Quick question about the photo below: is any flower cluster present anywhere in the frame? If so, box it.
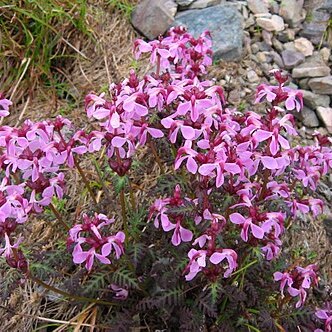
[68,213,125,271]
[0,101,90,270]
[273,264,318,308]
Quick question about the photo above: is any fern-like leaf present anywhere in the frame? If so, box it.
[112,267,139,290]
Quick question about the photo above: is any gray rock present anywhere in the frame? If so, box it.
[174,4,243,60]
[262,30,273,45]
[320,47,331,63]
[272,37,284,52]
[292,56,331,78]
[188,0,221,9]
[251,43,260,54]
[316,107,332,133]
[308,76,332,94]
[299,78,310,89]
[256,14,285,32]
[318,0,332,12]
[277,29,296,42]
[279,0,304,27]
[300,10,330,45]
[271,50,284,67]
[281,50,305,69]
[247,0,269,14]
[283,42,297,52]
[131,0,177,39]
[301,106,320,127]
[301,89,331,108]
[247,70,260,82]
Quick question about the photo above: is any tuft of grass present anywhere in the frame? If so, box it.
[107,0,135,18]
[0,0,90,104]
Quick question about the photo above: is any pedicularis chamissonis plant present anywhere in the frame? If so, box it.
[1,27,331,331]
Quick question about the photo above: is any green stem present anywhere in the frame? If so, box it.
[74,157,98,205]
[120,188,128,239]
[128,177,136,212]
[92,156,112,202]
[231,259,258,277]
[49,203,70,231]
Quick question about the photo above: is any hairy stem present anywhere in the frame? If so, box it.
[119,188,128,239]
[49,203,70,231]
[74,157,98,205]
[149,141,164,174]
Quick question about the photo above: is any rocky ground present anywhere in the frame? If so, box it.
[132,0,332,135]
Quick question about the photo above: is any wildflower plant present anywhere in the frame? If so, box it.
[1,27,331,330]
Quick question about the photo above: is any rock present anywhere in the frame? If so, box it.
[247,0,269,14]
[308,76,332,94]
[300,10,330,45]
[318,0,332,12]
[301,106,320,127]
[271,51,284,67]
[272,37,284,52]
[188,0,221,9]
[316,107,332,133]
[257,41,272,52]
[256,51,267,62]
[294,37,314,57]
[251,43,260,54]
[174,4,243,60]
[299,78,310,89]
[320,47,331,63]
[283,42,297,52]
[281,50,305,69]
[245,15,256,28]
[256,14,285,32]
[292,56,331,78]
[269,0,279,14]
[176,0,194,6]
[277,29,296,42]
[247,70,260,82]
[279,0,304,27]
[262,30,273,45]
[131,0,177,39]
[301,90,331,108]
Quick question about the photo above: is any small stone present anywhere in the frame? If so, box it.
[175,0,194,6]
[317,0,332,13]
[279,0,304,27]
[188,0,221,9]
[247,0,269,14]
[299,78,310,89]
[301,106,320,127]
[281,50,305,69]
[257,41,272,52]
[256,14,285,32]
[320,47,331,63]
[283,42,297,52]
[245,15,256,29]
[301,90,331,109]
[247,70,260,83]
[131,0,177,39]
[262,30,273,45]
[174,4,243,60]
[251,43,260,54]
[269,0,279,14]
[271,51,284,68]
[308,76,332,95]
[294,37,314,57]
[256,51,267,62]
[272,37,284,52]
[292,56,331,78]
[316,107,332,133]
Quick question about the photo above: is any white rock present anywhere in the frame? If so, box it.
[316,107,332,133]
[256,15,285,32]
[294,37,314,57]
[247,0,269,14]
[247,70,259,82]
[320,47,331,63]
[188,0,221,9]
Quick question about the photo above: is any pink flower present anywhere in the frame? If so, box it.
[0,93,12,117]
[209,249,238,277]
[230,212,265,242]
[184,249,207,281]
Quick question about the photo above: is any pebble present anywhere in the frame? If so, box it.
[292,56,331,78]
[308,76,332,95]
[281,49,305,69]
[247,0,269,14]
[256,14,285,32]
[301,90,331,109]
[188,0,221,9]
[247,70,260,82]
[316,107,332,133]
[301,106,320,127]
[294,37,314,56]
[320,47,331,63]
[279,0,305,27]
